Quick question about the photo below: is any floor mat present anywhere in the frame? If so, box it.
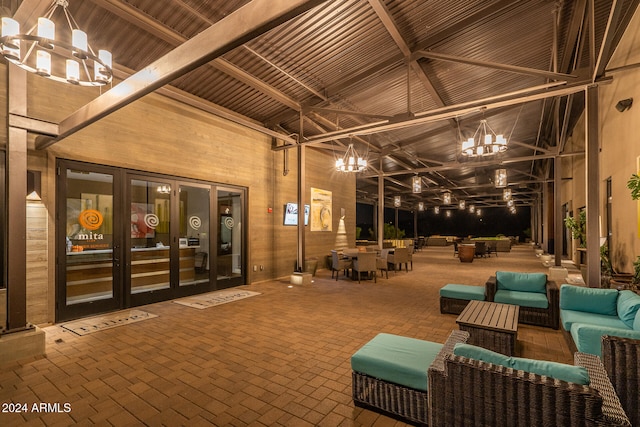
[61,309,158,336]
[174,289,261,309]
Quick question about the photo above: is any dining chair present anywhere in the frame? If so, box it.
[352,251,377,283]
[331,250,352,280]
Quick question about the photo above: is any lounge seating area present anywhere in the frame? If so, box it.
[352,330,632,426]
[560,284,640,356]
[5,244,639,426]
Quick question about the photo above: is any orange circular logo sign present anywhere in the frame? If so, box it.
[79,209,104,231]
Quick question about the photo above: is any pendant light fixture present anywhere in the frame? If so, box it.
[393,195,401,207]
[412,175,422,193]
[1,0,113,86]
[495,168,508,188]
[461,119,507,157]
[443,190,452,205]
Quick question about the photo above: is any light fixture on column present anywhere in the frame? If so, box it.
[503,188,512,200]
[27,170,42,201]
[335,140,367,172]
[469,204,475,213]
[476,208,482,216]
[461,119,507,157]
[418,202,424,211]
[458,200,465,210]
[393,195,401,207]
[495,168,508,188]
[442,190,452,205]
[412,175,422,193]
[434,206,440,214]
[1,0,113,86]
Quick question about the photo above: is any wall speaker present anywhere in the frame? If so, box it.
[615,98,633,112]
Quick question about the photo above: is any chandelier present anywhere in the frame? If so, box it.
[461,119,507,157]
[335,143,367,172]
[1,0,112,86]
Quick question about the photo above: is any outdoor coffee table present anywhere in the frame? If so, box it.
[456,300,519,356]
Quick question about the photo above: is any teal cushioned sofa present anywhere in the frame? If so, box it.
[559,284,640,356]
[485,271,559,329]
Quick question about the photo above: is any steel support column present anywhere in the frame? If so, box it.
[554,157,563,265]
[377,161,384,248]
[297,144,306,272]
[4,65,29,333]
[585,85,601,287]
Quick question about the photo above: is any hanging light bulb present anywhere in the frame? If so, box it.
[434,206,440,214]
[458,200,465,210]
[418,202,424,211]
[503,188,512,200]
[445,210,451,218]
[394,195,401,207]
[469,204,475,213]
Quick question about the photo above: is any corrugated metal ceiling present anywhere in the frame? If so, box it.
[18,0,640,210]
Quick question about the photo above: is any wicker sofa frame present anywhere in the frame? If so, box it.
[485,275,560,329]
[428,351,631,426]
[351,330,468,425]
[439,295,473,315]
[601,335,640,427]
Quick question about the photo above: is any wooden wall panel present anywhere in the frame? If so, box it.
[0,64,358,324]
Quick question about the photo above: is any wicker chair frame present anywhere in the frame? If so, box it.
[485,275,560,329]
[428,351,630,426]
[351,330,469,425]
[601,335,640,427]
[439,296,472,315]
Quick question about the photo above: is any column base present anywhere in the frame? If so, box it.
[0,324,46,364]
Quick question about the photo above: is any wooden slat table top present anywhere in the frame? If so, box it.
[456,300,519,334]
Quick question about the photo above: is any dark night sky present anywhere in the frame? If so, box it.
[356,203,531,239]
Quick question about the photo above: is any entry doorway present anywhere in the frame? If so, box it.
[56,160,246,322]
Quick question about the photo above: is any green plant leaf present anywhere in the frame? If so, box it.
[628,173,640,200]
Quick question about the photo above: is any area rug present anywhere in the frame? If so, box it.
[173,289,261,309]
[61,309,158,336]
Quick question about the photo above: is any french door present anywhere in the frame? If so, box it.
[57,161,245,322]
[57,161,122,321]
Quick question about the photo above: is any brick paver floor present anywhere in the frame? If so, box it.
[0,245,574,426]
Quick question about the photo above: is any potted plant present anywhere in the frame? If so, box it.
[627,173,640,200]
[632,256,640,291]
[564,209,586,247]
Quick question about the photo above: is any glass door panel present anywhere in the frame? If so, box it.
[57,161,122,322]
[179,184,210,287]
[217,188,244,287]
[129,178,172,295]
[65,170,115,304]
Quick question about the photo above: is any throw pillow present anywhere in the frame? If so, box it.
[559,284,618,316]
[496,271,547,293]
[617,290,640,328]
[454,343,590,385]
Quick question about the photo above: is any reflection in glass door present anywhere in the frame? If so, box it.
[217,188,244,287]
[129,178,172,301]
[179,184,210,287]
[58,162,121,321]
